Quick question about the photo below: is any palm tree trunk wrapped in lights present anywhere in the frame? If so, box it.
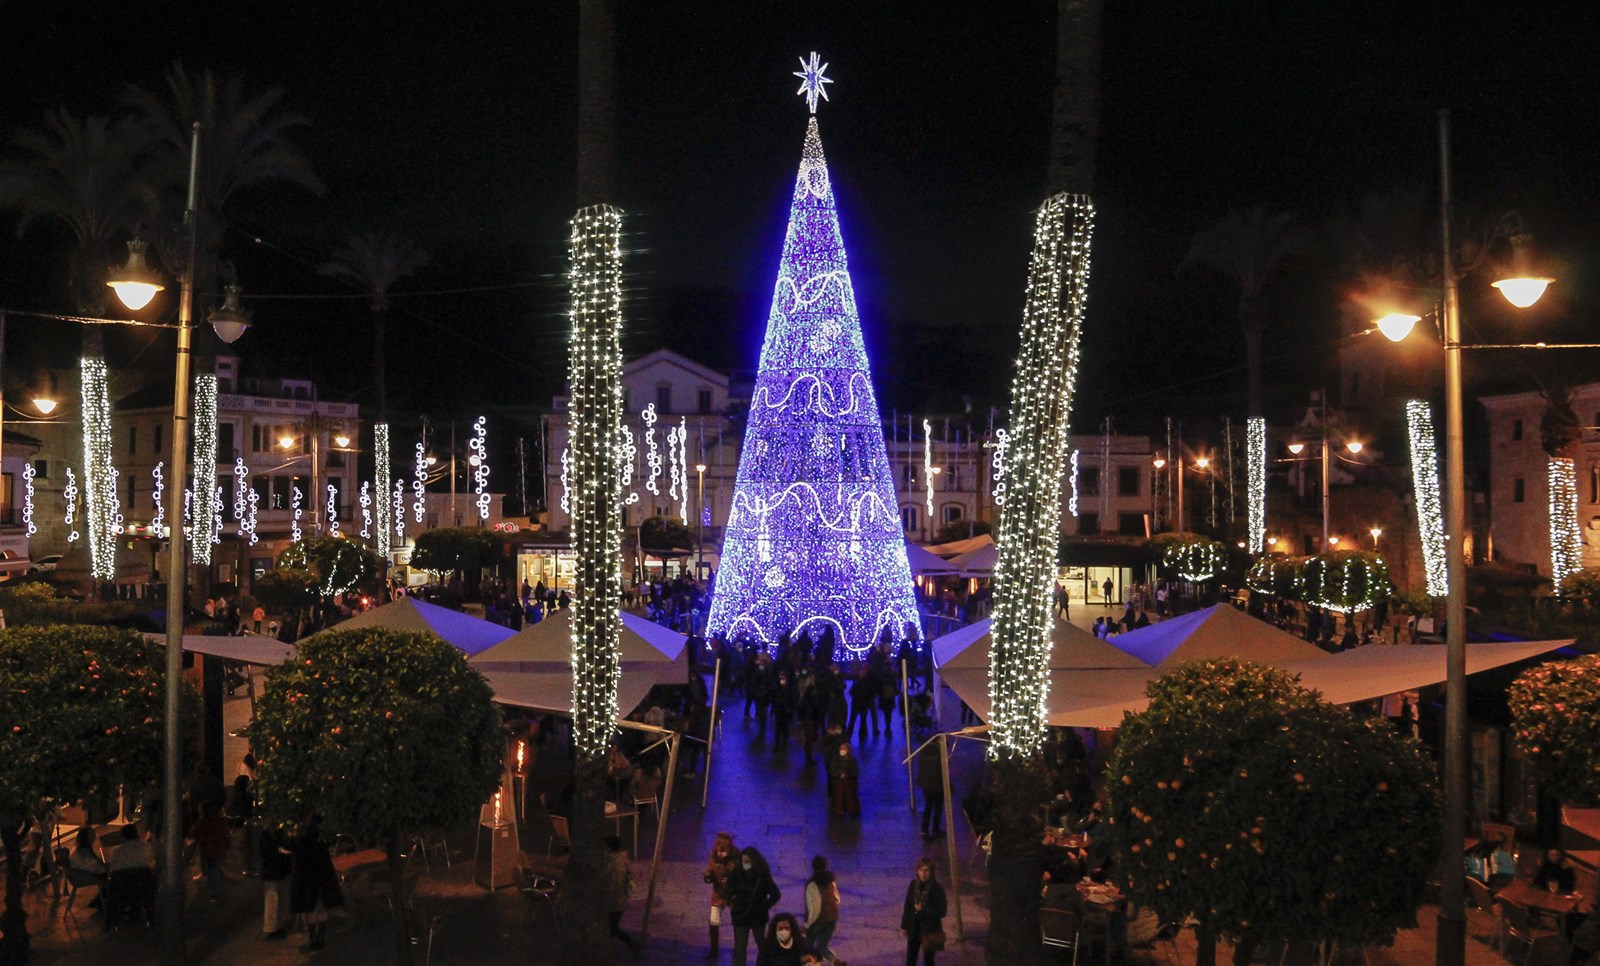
[985,3,1101,962]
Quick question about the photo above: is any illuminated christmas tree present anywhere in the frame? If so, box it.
[707,55,919,654]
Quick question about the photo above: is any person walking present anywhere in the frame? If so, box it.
[195,801,230,902]
[847,668,876,743]
[877,663,899,737]
[1101,577,1113,605]
[289,813,342,951]
[759,912,812,966]
[803,855,841,964]
[829,742,861,819]
[259,824,293,940]
[605,835,642,954]
[702,832,739,959]
[916,742,945,841]
[726,846,781,966]
[898,859,947,966]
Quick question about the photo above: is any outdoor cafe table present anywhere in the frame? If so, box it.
[1496,878,1591,927]
[333,848,388,879]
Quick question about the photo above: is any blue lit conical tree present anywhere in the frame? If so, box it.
[707,56,919,654]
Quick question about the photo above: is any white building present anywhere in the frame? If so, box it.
[1480,385,1600,581]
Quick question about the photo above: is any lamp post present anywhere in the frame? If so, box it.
[1372,109,1556,966]
[1151,457,1166,532]
[108,122,250,966]
[694,462,706,578]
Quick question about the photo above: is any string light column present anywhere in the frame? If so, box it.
[566,204,625,758]
[988,191,1094,760]
[374,422,391,559]
[80,356,121,581]
[1246,416,1266,553]
[1550,457,1581,594]
[1405,400,1449,597]
[191,373,219,565]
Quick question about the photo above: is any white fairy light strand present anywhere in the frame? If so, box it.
[290,484,303,543]
[1404,401,1449,597]
[413,441,428,524]
[80,357,118,580]
[559,445,571,516]
[677,419,689,522]
[374,423,392,558]
[326,484,341,537]
[211,484,222,547]
[471,415,490,521]
[643,404,661,496]
[988,192,1093,761]
[359,481,372,539]
[1068,449,1080,517]
[619,425,640,507]
[989,428,1010,507]
[232,458,248,529]
[566,203,626,757]
[191,373,218,565]
[150,463,164,534]
[392,480,406,543]
[1549,457,1582,594]
[1246,416,1266,554]
[924,418,935,517]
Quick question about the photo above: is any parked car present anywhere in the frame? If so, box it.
[27,554,62,574]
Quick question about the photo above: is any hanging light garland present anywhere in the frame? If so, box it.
[63,467,80,543]
[705,103,919,654]
[1247,416,1266,553]
[150,463,164,534]
[619,425,640,506]
[326,484,341,537]
[988,190,1094,760]
[643,403,661,496]
[359,481,372,539]
[566,202,626,758]
[413,441,428,524]
[21,462,36,537]
[290,483,303,543]
[668,414,681,510]
[1068,449,1080,517]
[191,373,218,565]
[990,428,1010,507]
[210,484,222,548]
[1549,457,1582,594]
[924,418,936,517]
[1405,400,1449,597]
[374,422,392,558]
[1161,536,1227,582]
[1245,553,1298,597]
[677,419,689,522]
[80,357,119,580]
[471,415,490,521]
[232,459,259,546]
[392,480,406,544]
[559,444,571,516]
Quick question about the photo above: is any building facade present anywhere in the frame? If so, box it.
[1481,385,1600,581]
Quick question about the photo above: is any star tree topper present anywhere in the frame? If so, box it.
[793,52,833,114]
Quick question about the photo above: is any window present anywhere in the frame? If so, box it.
[622,389,632,412]
[128,474,138,508]
[128,426,137,454]
[252,425,264,452]
[1079,513,1100,535]
[943,504,963,524]
[153,424,162,453]
[697,389,712,414]
[901,505,919,533]
[1592,466,1599,505]
[270,476,290,510]
[1080,466,1100,497]
[1511,419,1523,441]
[1118,466,1141,497]
[32,460,48,479]
[217,423,235,460]
[252,475,270,505]
[656,385,671,414]
[1119,512,1146,536]
[1513,477,1525,503]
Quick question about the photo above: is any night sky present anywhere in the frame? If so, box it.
[4,2,1598,440]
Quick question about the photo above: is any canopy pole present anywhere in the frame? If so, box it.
[941,732,964,941]
[702,656,721,808]
[640,728,681,944]
[902,657,915,814]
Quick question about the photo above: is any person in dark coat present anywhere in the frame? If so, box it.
[725,846,781,966]
[260,824,294,939]
[917,743,945,841]
[829,742,861,818]
[288,814,343,951]
[899,859,948,966]
[847,668,877,742]
[758,911,812,966]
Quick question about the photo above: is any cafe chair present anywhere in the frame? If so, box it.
[410,829,451,872]
[515,861,565,932]
[408,902,445,966]
[633,771,662,822]
[1465,877,1507,953]
[546,814,571,857]
[1040,905,1080,964]
[1502,901,1563,966]
[1081,908,1117,966]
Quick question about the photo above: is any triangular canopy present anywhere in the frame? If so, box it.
[470,609,687,666]
[479,668,662,720]
[905,540,959,575]
[948,541,999,576]
[933,618,1149,670]
[925,534,995,559]
[147,633,296,666]
[319,597,516,657]
[1109,604,1327,667]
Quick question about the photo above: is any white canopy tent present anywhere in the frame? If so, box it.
[947,541,999,577]
[932,617,1149,671]
[924,533,995,559]
[470,609,687,667]
[905,540,960,575]
[146,633,296,666]
[319,597,517,657]
[1109,603,1328,667]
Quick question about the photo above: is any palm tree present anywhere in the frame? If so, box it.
[318,233,430,422]
[1180,207,1308,420]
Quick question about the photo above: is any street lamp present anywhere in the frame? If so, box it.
[694,462,706,579]
[1370,526,1382,549]
[1372,110,1554,966]
[108,122,253,966]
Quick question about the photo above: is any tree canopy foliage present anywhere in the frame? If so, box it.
[408,526,503,579]
[1108,660,1438,962]
[279,536,378,599]
[1509,654,1600,805]
[639,514,694,552]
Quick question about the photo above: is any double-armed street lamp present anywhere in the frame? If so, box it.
[694,462,707,578]
[1154,452,1212,534]
[1367,109,1564,966]
[278,424,353,536]
[107,122,250,966]
[1284,432,1365,551]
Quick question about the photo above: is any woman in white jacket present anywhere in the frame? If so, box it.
[803,855,841,963]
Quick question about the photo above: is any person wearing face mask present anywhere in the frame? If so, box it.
[726,847,782,966]
[703,832,739,959]
[899,859,947,966]
[760,911,813,966]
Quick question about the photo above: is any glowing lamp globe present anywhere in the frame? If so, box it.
[1346,441,1364,454]
[1491,276,1554,309]
[32,397,57,415]
[1375,313,1421,343]
[1195,457,1210,469]
[208,284,252,344]
[335,435,352,449]
[1287,442,1306,455]
[1152,458,1166,469]
[279,435,296,450]
[107,238,165,310]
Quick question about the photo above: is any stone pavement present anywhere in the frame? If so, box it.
[13,651,1511,965]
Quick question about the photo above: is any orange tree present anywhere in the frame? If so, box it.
[1509,654,1600,804]
[0,627,170,965]
[1108,660,1438,965]
[249,629,502,964]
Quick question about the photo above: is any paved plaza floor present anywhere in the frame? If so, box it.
[12,606,1511,964]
